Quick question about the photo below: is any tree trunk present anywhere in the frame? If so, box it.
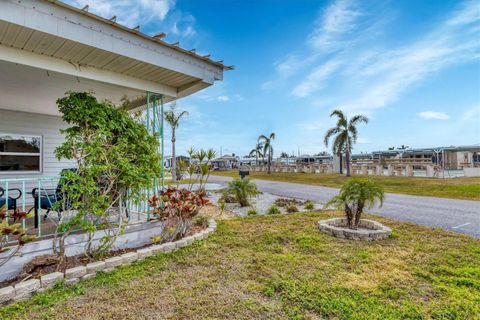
[345,148,351,177]
[354,203,364,228]
[339,153,343,174]
[267,151,271,174]
[171,128,176,182]
[345,204,354,229]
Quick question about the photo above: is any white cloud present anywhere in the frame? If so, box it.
[332,0,479,113]
[216,95,229,102]
[292,59,342,97]
[417,111,450,120]
[308,0,362,51]
[462,105,480,121]
[67,0,174,27]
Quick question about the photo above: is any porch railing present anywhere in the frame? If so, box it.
[0,176,160,238]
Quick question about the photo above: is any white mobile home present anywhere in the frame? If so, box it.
[0,0,230,236]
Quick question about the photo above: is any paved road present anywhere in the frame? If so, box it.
[207,175,480,237]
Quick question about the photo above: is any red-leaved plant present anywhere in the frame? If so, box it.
[148,187,211,242]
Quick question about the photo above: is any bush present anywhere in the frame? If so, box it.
[222,178,260,207]
[149,187,211,241]
[247,207,258,216]
[274,198,303,208]
[286,204,298,213]
[266,204,281,215]
[218,199,226,211]
[194,216,209,228]
[304,200,315,210]
[326,178,384,229]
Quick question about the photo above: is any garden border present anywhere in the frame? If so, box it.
[0,219,217,305]
[318,218,391,241]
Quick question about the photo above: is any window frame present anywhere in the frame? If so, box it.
[0,132,43,174]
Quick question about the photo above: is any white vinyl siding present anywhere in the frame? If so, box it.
[0,109,74,179]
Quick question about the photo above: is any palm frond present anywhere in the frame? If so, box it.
[350,114,369,126]
[324,127,340,147]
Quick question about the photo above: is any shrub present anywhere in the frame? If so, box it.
[247,207,258,216]
[151,235,162,244]
[218,199,226,211]
[286,204,298,213]
[266,204,281,215]
[274,198,303,208]
[194,215,209,228]
[304,200,315,210]
[0,206,35,267]
[326,178,384,229]
[55,91,161,258]
[149,187,211,241]
[222,178,260,207]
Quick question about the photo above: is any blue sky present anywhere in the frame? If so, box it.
[66,0,480,157]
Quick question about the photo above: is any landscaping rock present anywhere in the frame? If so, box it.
[137,248,154,259]
[65,278,80,285]
[193,233,204,241]
[40,272,64,288]
[175,239,188,248]
[86,261,106,274]
[14,279,40,298]
[65,266,87,279]
[184,236,194,245]
[318,218,391,241]
[151,244,165,253]
[121,252,138,265]
[105,256,123,268]
[163,243,176,252]
[0,286,14,304]
[82,273,96,281]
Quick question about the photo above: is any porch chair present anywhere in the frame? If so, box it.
[0,187,22,213]
[29,168,77,228]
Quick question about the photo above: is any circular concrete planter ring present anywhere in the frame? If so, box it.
[318,218,391,241]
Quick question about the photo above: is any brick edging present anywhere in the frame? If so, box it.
[318,218,391,241]
[0,219,217,305]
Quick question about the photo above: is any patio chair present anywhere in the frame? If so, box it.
[29,168,77,228]
[0,187,22,213]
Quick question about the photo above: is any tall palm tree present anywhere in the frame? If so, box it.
[258,133,275,174]
[164,103,189,182]
[324,109,368,177]
[249,143,263,166]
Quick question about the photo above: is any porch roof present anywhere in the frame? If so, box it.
[0,0,231,115]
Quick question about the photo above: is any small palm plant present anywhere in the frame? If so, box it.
[326,178,384,229]
[222,178,260,207]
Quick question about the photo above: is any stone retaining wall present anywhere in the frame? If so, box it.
[318,218,391,241]
[0,219,217,305]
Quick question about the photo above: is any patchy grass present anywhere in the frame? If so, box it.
[2,212,479,319]
[211,170,480,200]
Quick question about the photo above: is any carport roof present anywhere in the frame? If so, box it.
[0,0,231,110]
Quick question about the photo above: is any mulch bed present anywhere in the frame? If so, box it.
[0,220,208,289]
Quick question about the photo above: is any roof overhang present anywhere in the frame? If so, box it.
[0,0,230,115]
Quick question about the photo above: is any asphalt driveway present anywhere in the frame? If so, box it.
[208,175,480,237]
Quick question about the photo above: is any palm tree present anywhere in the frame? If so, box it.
[324,109,368,177]
[258,133,275,174]
[249,143,264,166]
[326,178,384,229]
[164,103,189,182]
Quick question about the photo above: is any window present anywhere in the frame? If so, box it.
[0,134,42,172]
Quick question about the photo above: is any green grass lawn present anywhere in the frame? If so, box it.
[211,170,480,200]
[2,212,479,319]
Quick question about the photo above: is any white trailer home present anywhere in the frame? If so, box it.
[0,0,230,238]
